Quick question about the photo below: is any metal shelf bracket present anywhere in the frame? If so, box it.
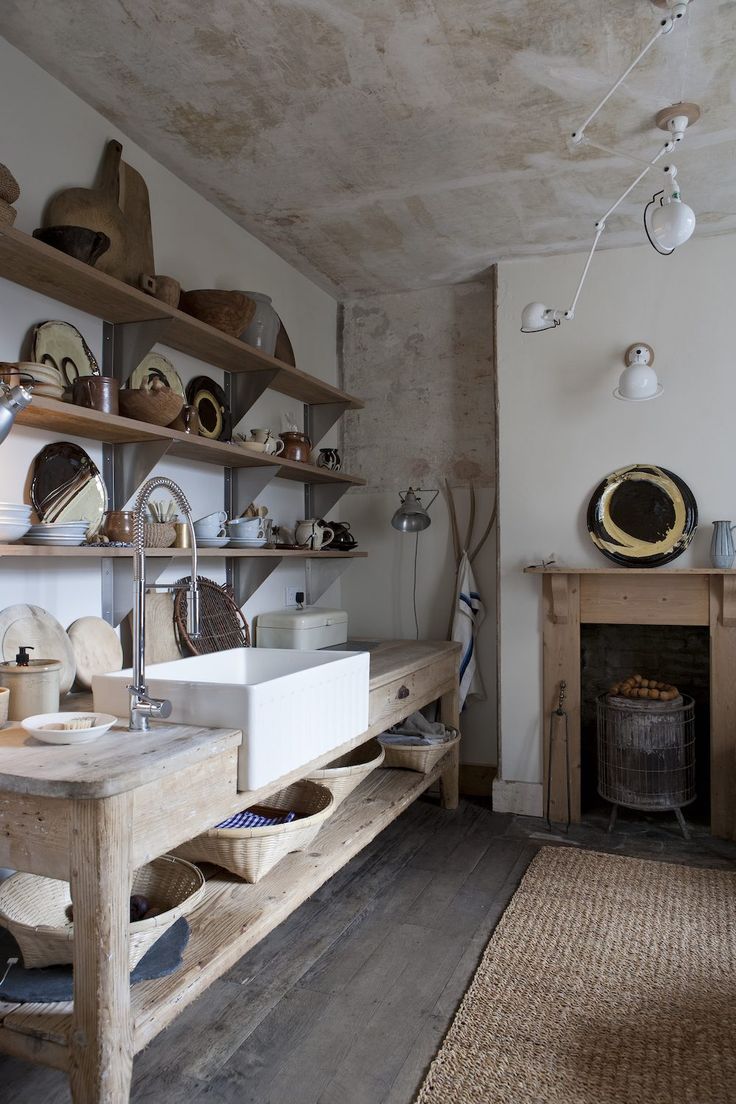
[304,401,351,448]
[101,556,173,627]
[102,318,173,383]
[230,556,284,610]
[305,557,354,605]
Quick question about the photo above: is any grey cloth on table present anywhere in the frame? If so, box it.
[382,710,453,747]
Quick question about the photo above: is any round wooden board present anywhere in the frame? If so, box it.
[66,617,123,690]
[0,604,76,693]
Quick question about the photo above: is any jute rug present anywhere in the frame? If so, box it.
[416,846,736,1104]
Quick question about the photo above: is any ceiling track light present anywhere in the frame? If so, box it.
[521,0,700,334]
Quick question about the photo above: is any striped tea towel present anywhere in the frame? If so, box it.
[215,809,297,829]
[451,551,486,710]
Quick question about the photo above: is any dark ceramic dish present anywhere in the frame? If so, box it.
[186,376,231,441]
[587,463,697,567]
[32,226,110,267]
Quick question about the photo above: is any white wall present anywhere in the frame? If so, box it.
[495,231,736,813]
[0,37,340,633]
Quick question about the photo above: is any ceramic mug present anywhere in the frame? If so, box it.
[72,375,119,415]
[296,519,334,551]
[264,436,285,456]
[194,510,227,538]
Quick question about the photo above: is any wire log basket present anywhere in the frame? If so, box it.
[174,576,250,655]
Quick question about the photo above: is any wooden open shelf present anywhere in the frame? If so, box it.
[0,544,366,560]
[16,396,364,487]
[0,753,451,1053]
[0,226,362,409]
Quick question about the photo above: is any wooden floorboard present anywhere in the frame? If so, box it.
[3,798,730,1104]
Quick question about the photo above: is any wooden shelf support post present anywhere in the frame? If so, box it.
[542,573,581,824]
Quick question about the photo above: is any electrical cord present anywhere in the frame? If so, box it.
[412,532,420,640]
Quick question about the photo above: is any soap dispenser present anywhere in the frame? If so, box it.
[0,646,62,721]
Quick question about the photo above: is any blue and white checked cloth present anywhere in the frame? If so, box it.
[216,809,297,829]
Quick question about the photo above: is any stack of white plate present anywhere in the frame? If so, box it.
[23,363,64,400]
[197,536,230,548]
[24,522,89,546]
[227,537,267,548]
[0,503,32,544]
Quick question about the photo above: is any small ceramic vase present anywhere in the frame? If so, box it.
[710,520,736,569]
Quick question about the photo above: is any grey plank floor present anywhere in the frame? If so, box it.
[1,796,734,1104]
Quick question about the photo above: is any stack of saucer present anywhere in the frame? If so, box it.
[0,502,32,543]
[227,536,267,548]
[24,522,89,546]
[197,536,230,549]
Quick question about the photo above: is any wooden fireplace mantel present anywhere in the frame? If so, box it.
[524,566,736,840]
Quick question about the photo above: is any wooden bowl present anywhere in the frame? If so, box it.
[119,387,184,426]
[179,290,255,338]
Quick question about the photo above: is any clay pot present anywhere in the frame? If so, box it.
[72,375,119,415]
[280,431,312,463]
[179,290,255,338]
[32,226,110,267]
[140,274,181,308]
[101,510,135,543]
[168,404,200,434]
[119,386,184,427]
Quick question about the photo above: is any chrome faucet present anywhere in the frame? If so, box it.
[129,477,200,731]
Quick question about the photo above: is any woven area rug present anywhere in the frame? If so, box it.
[416,846,736,1104]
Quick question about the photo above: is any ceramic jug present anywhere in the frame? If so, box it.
[710,520,736,568]
[296,519,334,551]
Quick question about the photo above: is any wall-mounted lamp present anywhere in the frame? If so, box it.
[391,487,439,532]
[0,382,32,444]
[615,343,662,401]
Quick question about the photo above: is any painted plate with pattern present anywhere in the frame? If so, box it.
[31,321,99,390]
[127,352,185,398]
[586,464,697,567]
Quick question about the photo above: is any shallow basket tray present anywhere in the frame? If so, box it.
[305,739,385,808]
[174,779,334,883]
[0,854,205,970]
[379,731,461,774]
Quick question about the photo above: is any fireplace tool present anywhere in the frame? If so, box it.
[545,680,571,833]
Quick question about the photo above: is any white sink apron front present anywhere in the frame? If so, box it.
[93,647,370,790]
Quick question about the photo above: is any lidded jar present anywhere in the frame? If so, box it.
[0,646,61,720]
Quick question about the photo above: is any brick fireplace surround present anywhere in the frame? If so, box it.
[526,568,736,840]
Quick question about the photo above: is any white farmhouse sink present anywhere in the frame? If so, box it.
[92,648,370,791]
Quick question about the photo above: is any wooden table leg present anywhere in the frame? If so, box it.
[439,684,460,810]
[69,793,134,1103]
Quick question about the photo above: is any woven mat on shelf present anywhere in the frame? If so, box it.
[416,846,736,1104]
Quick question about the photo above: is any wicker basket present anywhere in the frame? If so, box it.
[305,739,385,808]
[379,731,461,774]
[174,780,334,883]
[145,522,176,548]
[0,855,205,970]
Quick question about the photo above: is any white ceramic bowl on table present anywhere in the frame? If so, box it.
[21,712,117,745]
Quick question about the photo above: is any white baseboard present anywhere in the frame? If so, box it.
[492,778,543,817]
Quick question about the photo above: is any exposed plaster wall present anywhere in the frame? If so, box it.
[338,281,497,768]
[495,231,736,814]
[0,38,338,630]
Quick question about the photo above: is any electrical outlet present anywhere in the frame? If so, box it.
[285,586,301,607]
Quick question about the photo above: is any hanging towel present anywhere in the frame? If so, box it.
[451,551,486,710]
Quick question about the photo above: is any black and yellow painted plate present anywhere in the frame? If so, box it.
[586,464,697,567]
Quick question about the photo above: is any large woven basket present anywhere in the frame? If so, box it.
[379,731,461,774]
[0,855,205,970]
[174,780,334,883]
[305,739,385,809]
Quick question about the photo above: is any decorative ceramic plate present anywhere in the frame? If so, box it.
[127,352,185,398]
[30,442,107,536]
[587,464,697,567]
[66,617,123,690]
[31,321,99,390]
[0,604,77,693]
[186,375,231,441]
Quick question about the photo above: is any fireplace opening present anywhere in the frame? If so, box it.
[581,624,710,823]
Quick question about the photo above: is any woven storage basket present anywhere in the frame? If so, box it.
[0,854,205,970]
[379,731,460,774]
[145,522,176,548]
[174,780,334,883]
[305,739,385,808]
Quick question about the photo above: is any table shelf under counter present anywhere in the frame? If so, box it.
[0,639,460,1102]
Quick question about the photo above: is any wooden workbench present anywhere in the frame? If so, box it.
[0,639,460,1102]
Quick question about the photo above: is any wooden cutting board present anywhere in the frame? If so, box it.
[125,593,182,666]
[67,617,123,691]
[44,139,127,281]
[119,160,155,288]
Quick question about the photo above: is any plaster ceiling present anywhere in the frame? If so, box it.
[3,0,735,295]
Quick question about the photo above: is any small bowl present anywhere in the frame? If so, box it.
[179,290,256,338]
[0,521,31,543]
[119,387,184,427]
[21,712,117,745]
[32,226,111,267]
